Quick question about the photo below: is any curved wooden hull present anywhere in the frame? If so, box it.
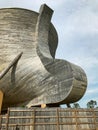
[0,4,87,109]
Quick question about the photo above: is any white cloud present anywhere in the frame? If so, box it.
[55,1,98,107]
[70,56,98,69]
[87,88,98,94]
[0,0,67,12]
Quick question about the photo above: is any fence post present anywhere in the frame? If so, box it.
[0,114,2,130]
[6,108,10,130]
[74,109,79,130]
[30,109,35,130]
[0,91,3,114]
[56,108,60,130]
[16,125,19,130]
[93,109,97,130]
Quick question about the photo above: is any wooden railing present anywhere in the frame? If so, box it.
[0,108,98,130]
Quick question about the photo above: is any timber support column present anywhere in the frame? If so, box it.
[0,90,3,114]
[41,104,47,108]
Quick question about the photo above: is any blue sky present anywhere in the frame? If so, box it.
[0,0,98,108]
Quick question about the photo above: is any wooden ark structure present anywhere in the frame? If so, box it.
[0,3,87,113]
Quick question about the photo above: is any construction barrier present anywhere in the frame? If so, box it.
[0,107,98,130]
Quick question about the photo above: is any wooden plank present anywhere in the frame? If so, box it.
[92,109,98,130]
[74,109,79,130]
[30,109,35,130]
[0,91,3,114]
[6,108,10,130]
[1,122,98,126]
[1,108,98,130]
[9,109,35,112]
[81,129,96,130]
[2,115,98,119]
[0,114,2,129]
[56,108,60,130]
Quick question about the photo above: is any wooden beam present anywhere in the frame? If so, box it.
[0,90,3,114]
[41,104,47,108]
[0,52,23,80]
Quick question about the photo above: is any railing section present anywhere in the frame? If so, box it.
[0,108,98,130]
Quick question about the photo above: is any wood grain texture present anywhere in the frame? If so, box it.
[1,108,98,130]
[0,91,3,113]
[0,4,87,109]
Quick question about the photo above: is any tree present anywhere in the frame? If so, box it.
[72,103,80,108]
[87,100,97,108]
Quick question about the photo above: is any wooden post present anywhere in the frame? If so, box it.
[6,108,10,130]
[0,90,3,114]
[74,109,78,130]
[41,104,47,108]
[56,108,60,130]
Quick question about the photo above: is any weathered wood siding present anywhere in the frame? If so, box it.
[0,108,98,130]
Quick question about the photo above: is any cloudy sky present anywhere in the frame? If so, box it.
[0,0,98,107]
